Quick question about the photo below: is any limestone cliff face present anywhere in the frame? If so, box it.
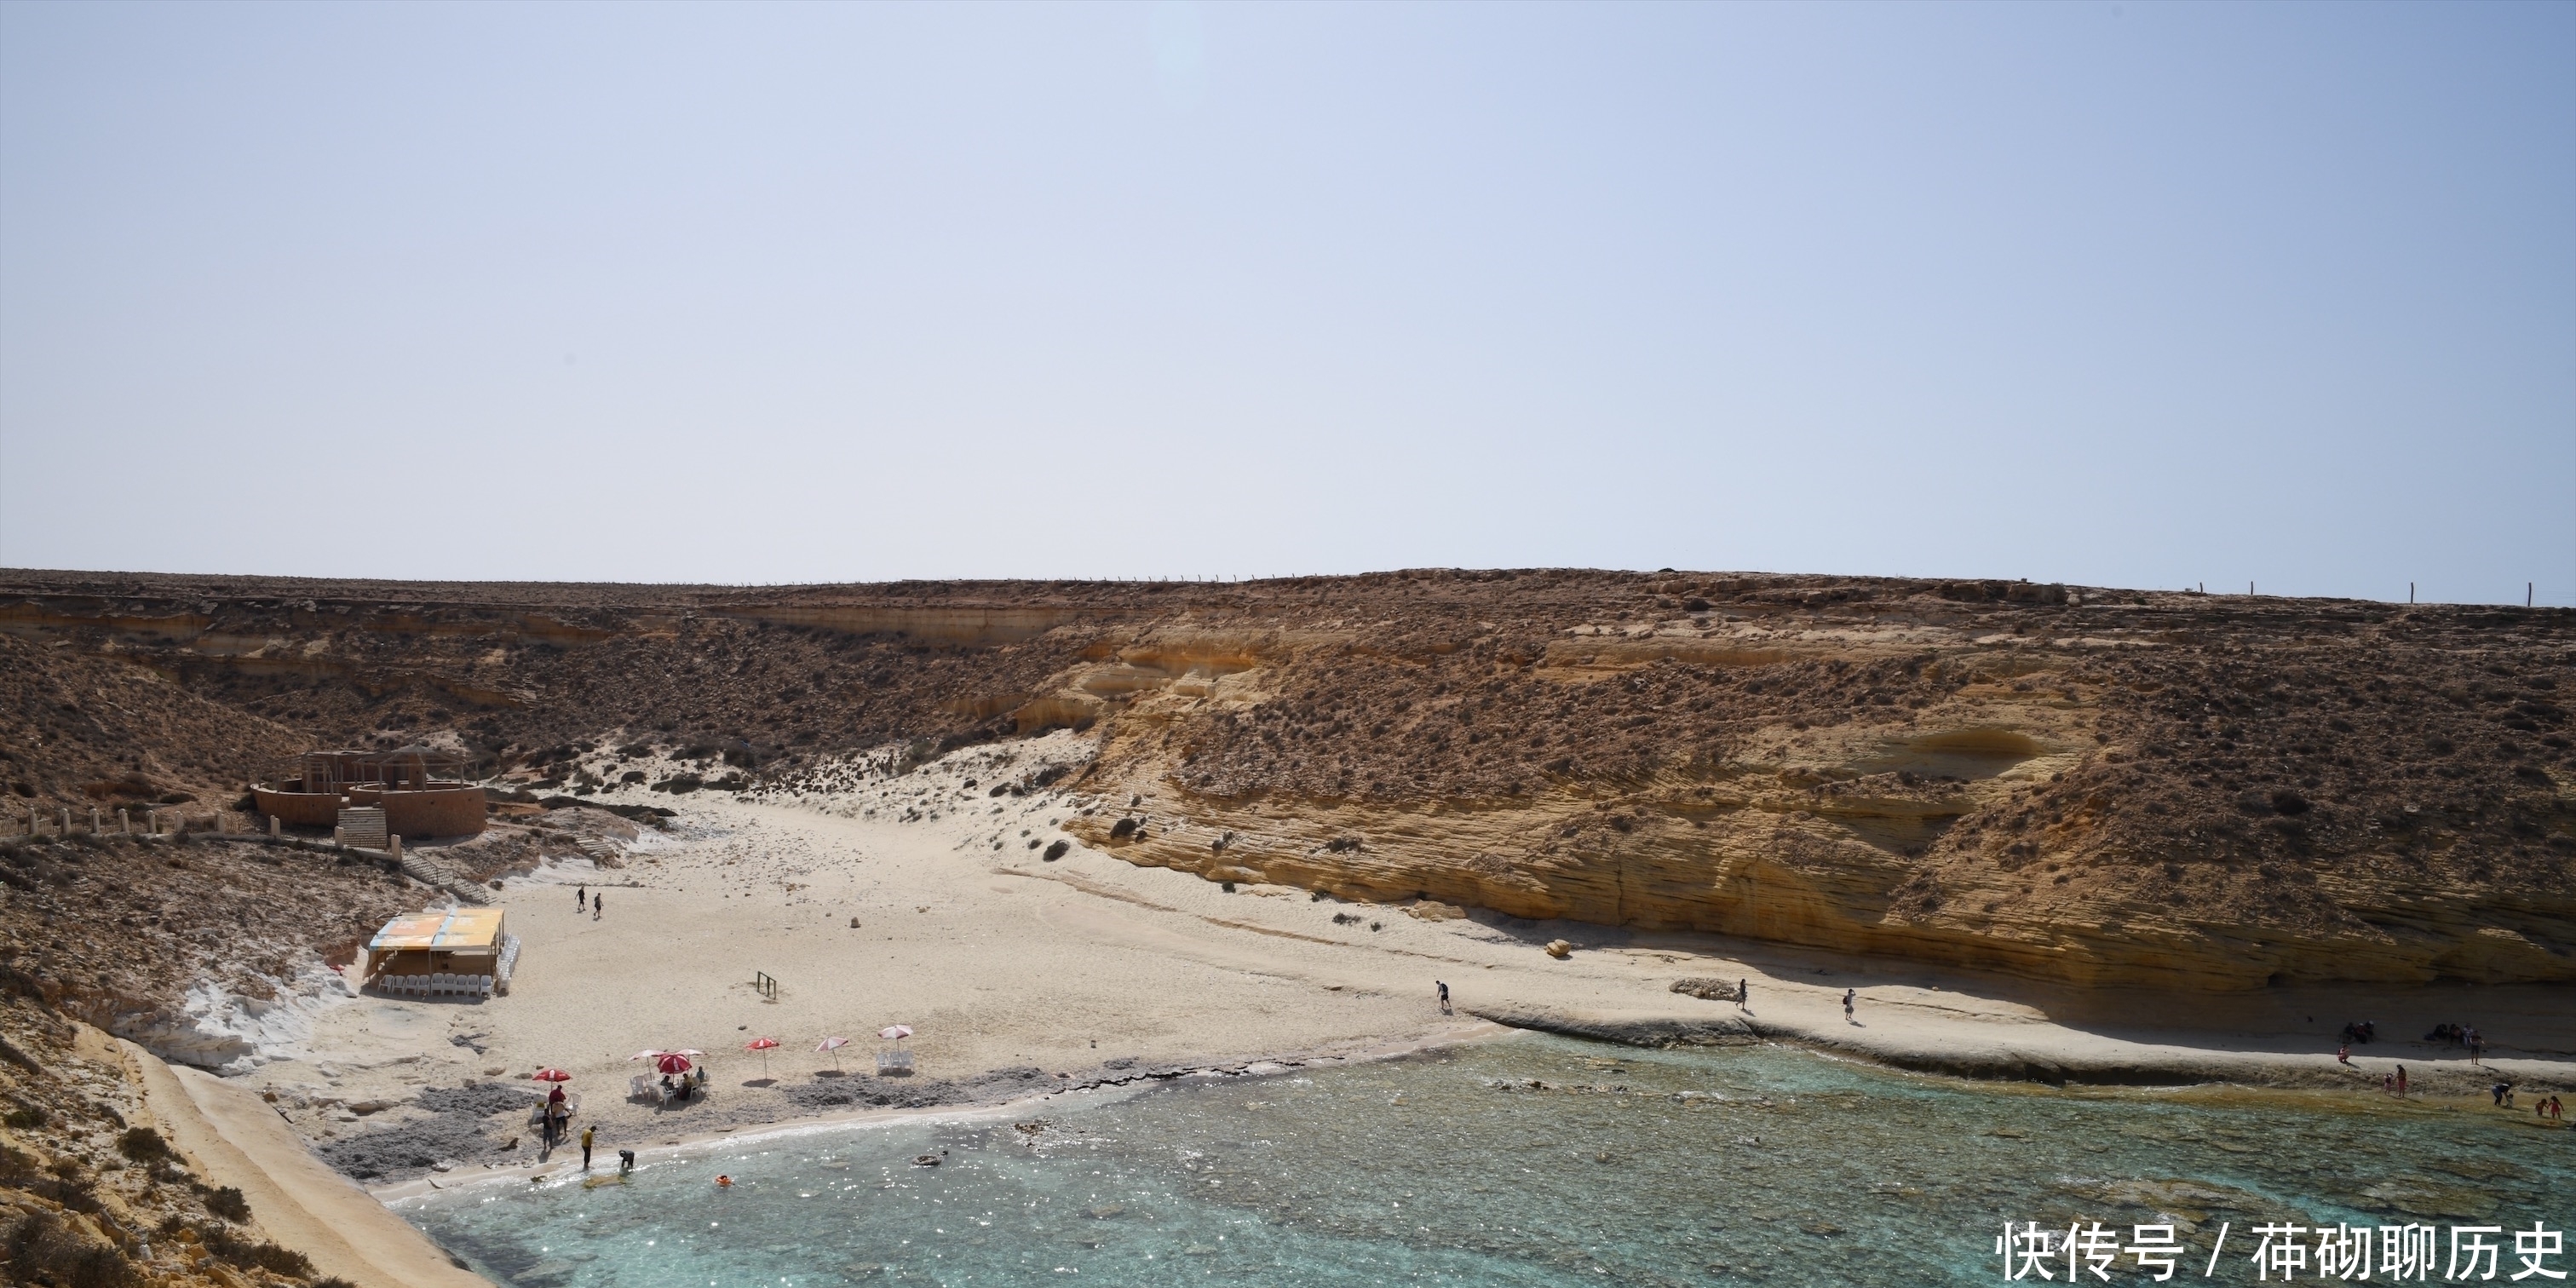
[1038,592,2574,992]
[5,568,2570,992]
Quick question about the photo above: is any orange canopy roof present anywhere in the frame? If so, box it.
[370,907,507,952]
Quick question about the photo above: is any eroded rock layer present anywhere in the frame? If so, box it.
[3,567,2569,992]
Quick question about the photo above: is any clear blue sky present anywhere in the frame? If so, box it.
[3,3,2568,603]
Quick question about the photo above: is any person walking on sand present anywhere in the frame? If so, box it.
[581,1124,595,1170]
[577,885,586,912]
[1738,979,1750,1011]
[593,892,603,922]
[2338,1044,2350,1065]
[1843,989,1855,1024]
[1435,980,1451,1015]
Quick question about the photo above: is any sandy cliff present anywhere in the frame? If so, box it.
[3,568,2569,993]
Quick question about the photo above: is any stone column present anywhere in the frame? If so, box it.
[118,808,129,835]
[90,808,101,833]
[269,814,280,839]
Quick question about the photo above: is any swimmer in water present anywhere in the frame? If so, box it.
[716,1174,733,1187]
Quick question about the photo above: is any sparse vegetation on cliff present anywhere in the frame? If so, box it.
[1,568,2567,992]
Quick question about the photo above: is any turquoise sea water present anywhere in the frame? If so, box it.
[403,1037,2572,1286]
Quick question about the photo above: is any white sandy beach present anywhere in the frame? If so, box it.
[55,733,2573,1288]
[206,730,2568,1210]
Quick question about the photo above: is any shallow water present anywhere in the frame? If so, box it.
[404,1036,2572,1285]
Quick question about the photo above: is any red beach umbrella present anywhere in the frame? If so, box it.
[745,1037,779,1076]
[654,1052,693,1076]
[878,1025,913,1042]
[816,1036,849,1071]
[532,1068,572,1082]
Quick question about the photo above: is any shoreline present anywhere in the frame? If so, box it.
[371,1023,1505,1204]
[170,762,2571,1266]
[369,1000,2575,1211]
[1463,1002,2576,1095]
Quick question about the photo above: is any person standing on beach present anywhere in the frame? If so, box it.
[1738,980,1750,1011]
[577,885,586,912]
[593,892,603,922]
[1435,980,1451,1015]
[2395,1065,2407,1098]
[2383,1072,2395,1096]
[581,1124,595,1170]
[1843,989,1855,1023]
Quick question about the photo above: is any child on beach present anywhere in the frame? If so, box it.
[1435,980,1451,1014]
[1843,989,1855,1023]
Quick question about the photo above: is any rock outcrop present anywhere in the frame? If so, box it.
[3,568,2568,993]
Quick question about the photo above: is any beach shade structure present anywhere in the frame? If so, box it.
[670,1049,707,1058]
[816,1035,850,1071]
[532,1068,572,1083]
[629,1049,667,1061]
[653,1052,694,1077]
[877,1025,917,1076]
[745,1037,780,1077]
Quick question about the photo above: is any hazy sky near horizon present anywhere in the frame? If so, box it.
[2,3,2569,603]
